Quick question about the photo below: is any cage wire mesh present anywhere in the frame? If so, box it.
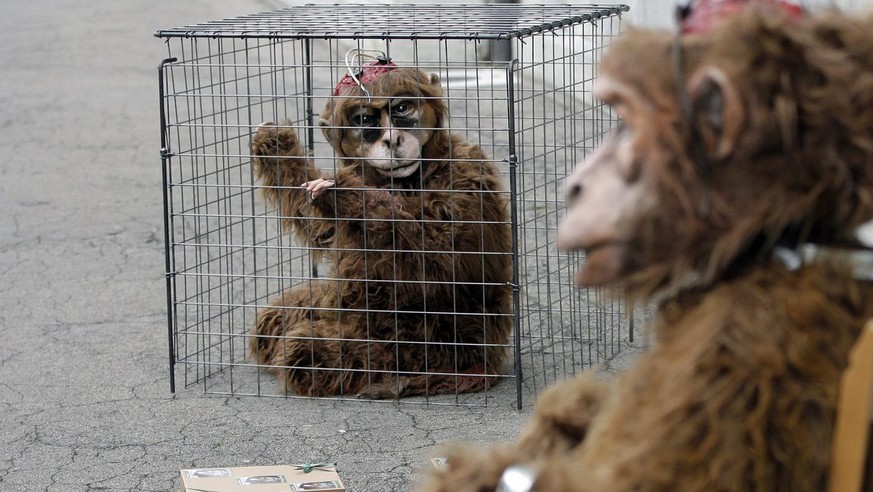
[157,3,631,408]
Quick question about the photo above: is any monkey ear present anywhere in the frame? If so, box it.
[318,116,342,149]
[687,66,745,160]
[318,98,345,149]
[422,72,448,128]
[426,72,441,87]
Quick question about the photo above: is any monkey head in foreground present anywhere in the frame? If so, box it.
[422,1,873,490]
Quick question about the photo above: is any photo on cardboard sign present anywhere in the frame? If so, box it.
[184,468,233,478]
[237,475,287,485]
[290,480,343,490]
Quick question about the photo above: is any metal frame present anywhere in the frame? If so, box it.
[157,4,630,408]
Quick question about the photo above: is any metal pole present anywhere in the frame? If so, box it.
[506,59,524,410]
[158,57,178,393]
[489,0,520,62]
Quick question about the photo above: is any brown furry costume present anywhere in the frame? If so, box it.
[250,67,513,399]
[421,3,873,490]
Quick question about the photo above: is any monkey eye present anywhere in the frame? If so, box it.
[388,100,418,128]
[351,113,377,127]
[390,100,415,116]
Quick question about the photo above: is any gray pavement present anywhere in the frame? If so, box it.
[0,1,643,490]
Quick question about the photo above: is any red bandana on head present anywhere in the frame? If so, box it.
[333,58,397,96]
[679,0,804,34]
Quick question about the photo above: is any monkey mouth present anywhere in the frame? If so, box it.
[373,160,421,178]
[574,241,626,285]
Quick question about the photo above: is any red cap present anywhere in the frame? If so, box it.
[333,59,398,96]
[680,0,804,34]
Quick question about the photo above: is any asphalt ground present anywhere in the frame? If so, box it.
[0,1,647,490]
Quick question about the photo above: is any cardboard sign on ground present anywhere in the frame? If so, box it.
[180,464,344,491]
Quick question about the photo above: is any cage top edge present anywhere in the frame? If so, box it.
[154,3,630,40]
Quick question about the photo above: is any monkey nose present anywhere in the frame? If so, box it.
[383,130,401,149]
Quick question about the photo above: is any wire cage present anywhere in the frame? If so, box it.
[156,3,631,408]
